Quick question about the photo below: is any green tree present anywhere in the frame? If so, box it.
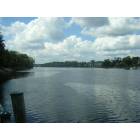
[0,33,5,53]
[102,59,113,68]
[122,56,132,67]
[0,33,34,69]
[131,57,139,67]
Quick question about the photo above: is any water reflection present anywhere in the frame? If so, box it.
[12,71,34,79]
[1,67,140,122]
[0,71,34,123]
[0,84,4,106]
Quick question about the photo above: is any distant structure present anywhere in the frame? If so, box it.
[94,61,102,67]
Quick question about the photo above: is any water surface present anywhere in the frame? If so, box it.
[1,67,140,122]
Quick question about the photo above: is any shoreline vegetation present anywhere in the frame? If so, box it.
[1,31,140,83]
[0,33,34,83]
[35,56,140,69]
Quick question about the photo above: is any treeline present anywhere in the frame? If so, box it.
[102,56,140,68]
[0,33,34,69]
[35,60,101,68]
[38,60,95,67]
[36,56,140,69]
[0,50,34,69]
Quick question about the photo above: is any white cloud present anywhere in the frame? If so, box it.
[72,17,140,37]
[2,17,140,63]
[36,35,140,63]
[2,17,67,51]
[94,35,140,51]
[2,21,26,36]
[43,35,96,62]
[4,31,140,63]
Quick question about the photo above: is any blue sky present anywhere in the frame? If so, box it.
[1,17,95,41]
[1,17,140,63]
[0,17,36,25]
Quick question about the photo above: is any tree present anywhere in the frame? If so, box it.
[0,33,5,53]
[122,56,132,67]
[102,59,113,68]
[0,33,34,69]
[131,57,139,67]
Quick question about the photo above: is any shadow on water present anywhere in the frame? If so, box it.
[0,70,34,122]
[1,68,140,123]
[0,71,34,85]
[12,71,34,79]
[0,84,4,106]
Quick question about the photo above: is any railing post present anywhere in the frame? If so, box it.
[10,92,26,123]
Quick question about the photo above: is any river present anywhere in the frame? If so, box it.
[1,67,140,122]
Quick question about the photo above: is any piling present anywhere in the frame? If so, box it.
[10,92,26,123]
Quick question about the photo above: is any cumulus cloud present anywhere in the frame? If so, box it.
[2,21,26,36]
[71,17,109,27]
[1,17,140,63]
[43,36,96,62]
[94,35,140,51]
[2,17,67,50]
[41,35,140,62]
[72,17,140,37]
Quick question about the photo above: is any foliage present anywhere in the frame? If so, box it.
[37,56,140,69]
[41,61,94,67]
[0,33,5,53]
[36,60,97,67]
[0,33,34,69]
[102,56,140,68]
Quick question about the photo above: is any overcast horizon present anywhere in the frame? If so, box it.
[1,17,140,63]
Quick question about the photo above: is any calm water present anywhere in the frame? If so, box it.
[1,67,140,123]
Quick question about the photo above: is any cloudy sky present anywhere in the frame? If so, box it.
[1,17,140,63]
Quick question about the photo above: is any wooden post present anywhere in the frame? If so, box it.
[10,92,26,123]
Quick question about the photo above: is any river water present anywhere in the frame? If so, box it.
[1,67,140,123]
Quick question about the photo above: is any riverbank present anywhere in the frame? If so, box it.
[0,67,34,84]
[0,67,15,83]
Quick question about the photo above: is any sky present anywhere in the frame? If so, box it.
[1,17,140,63]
